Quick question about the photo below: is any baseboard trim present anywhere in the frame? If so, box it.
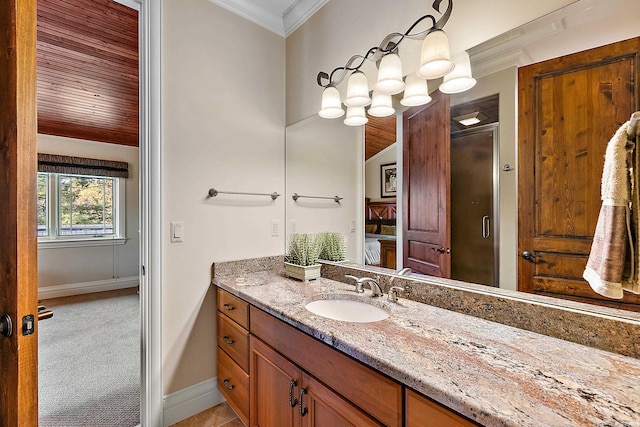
[38,276,139,300]
[163,378,224,426]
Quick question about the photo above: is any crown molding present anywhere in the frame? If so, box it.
[283,0,329,36]
[212,0,286,36]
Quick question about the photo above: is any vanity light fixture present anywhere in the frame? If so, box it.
[344,71,371,108]
[368,92,395,118]
[401,74,432,107]
[316,0,475,125]
[439,51,477,94]
[344,106,368,126]
[319,86,345,118]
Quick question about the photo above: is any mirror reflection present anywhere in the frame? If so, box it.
[285,0,640,315]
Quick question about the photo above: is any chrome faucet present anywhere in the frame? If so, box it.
[396,267,412,276]
[344,275,383,297]
[388,286,404,303]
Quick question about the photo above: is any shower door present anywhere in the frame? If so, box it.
[450,125,498,286]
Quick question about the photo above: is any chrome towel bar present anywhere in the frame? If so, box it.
[292,193,343,203]
[208,188,280,200]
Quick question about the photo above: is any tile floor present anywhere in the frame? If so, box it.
[169,402,244,427]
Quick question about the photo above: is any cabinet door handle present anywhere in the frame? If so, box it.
[223,379,235,390]
[482,215,490,239]
[298,388,308,416]
[223,304,235,311]
[288,380,297,407]
[222,336,234,345]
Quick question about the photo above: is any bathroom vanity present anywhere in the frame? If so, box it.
[213,262,640,426]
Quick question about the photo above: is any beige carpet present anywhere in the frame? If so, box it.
[38,292,140,426]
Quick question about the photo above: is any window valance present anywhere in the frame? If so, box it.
[37,154,129,178]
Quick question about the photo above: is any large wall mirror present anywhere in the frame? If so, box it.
[285,0,640,318]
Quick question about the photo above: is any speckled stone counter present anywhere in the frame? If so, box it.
[214,270,640,427]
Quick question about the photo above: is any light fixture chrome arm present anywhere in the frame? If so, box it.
[316,0,453,88]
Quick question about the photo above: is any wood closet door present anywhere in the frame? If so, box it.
[403,90,451,277]
[518,37,640,311]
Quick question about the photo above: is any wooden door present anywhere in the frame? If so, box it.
[250,336,301,427]
[0,0,39,425]
[403,90,451,277]
[300,372,381,427]
[518,37,640,311]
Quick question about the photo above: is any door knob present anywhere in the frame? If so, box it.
[521,251,536,262]
[0,313,13,337]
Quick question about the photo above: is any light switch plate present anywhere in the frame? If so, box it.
[170,221,184,243]
[271,220,279,237]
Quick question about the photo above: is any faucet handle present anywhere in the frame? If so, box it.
[344,275,365,293]
[388,286,404,303]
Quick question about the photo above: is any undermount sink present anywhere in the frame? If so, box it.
[305,296,390,323]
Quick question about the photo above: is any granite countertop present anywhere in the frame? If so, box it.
[215,270,640,427]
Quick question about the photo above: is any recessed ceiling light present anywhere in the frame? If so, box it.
[453,111,483,126]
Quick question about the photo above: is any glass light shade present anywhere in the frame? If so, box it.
[368,92,395,117]
[344,71,371,107]
[344,106,368,126]
[318,86,344,118]
[375,53,405,95]
[401,74,432,107]
[417,29,455,79]
[439,51,477,94]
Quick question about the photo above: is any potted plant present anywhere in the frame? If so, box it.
[285,233,323,281]
[318,232,348,262]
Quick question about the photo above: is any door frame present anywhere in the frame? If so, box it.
[138,0,163,425]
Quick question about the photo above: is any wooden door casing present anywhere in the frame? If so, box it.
[0,0,39,426]
[518,37,640,311]
[403,90,451,277]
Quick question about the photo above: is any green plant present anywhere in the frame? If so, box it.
[318,232,348,261]
[286,233,323,266]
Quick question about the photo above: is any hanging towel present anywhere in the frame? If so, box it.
[583,121,640,298]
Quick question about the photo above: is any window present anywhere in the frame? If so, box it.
[38,172,126,247]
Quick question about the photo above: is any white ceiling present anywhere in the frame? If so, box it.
[210,0,328,37]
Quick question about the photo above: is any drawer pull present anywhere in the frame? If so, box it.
[288,380,297,407]
[223,304,235,311]
[222,336,234,345]
[223,379,235,390]
[298,388,308,417]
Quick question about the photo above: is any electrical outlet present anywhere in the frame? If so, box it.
[350,219,356,233]
[290,219,297,234]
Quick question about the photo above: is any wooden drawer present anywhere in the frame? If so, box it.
[217,347,249,425]
[217,311,249,372]
[406,389,477,426]
[250,306,403,427]
[217,288,249,329]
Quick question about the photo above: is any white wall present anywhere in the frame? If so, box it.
[162,0,285,394]
[37,134,139,295]
[286,115,363,263]
[365,143,397,202]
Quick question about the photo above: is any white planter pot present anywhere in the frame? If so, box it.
[284,262,322,281]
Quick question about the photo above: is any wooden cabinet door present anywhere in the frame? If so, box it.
[518,37,640,311]
[0,1,39,425]
[300,372,382,427]
[250,336,301,427]
[405,389,476,427]
[403,90,451,277]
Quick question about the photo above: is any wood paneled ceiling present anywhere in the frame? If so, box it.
[37,0,139,147]
[365,115,396,160]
